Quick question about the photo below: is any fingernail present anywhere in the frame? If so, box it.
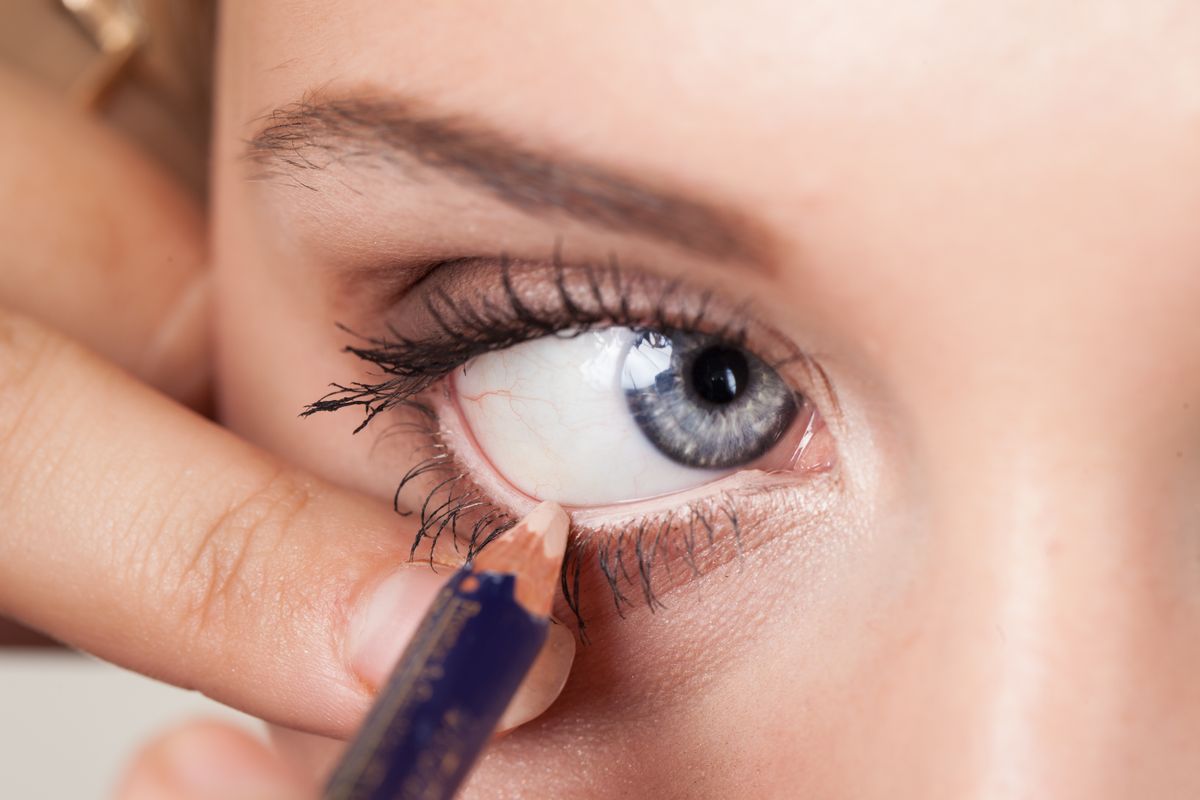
[496,619,577,734]
[348,565,449,690]
[157,723,296,799]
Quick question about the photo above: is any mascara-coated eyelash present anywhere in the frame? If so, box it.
[303,257,830,634]
[303,258,762,433]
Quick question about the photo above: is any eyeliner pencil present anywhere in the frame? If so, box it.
[324,501,570,800]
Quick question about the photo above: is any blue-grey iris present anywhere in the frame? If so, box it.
[620,330,798,469]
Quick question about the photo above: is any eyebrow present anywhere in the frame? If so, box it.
[244,92,772,269]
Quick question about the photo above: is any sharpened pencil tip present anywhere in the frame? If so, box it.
[528,501,569,559]
[471,501,571,617]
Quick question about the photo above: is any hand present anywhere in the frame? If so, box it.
[115,720,313,800]
[0,68,447,737]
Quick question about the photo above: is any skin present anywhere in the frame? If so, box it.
[2,1,1199,798]
[204,1,1200,796]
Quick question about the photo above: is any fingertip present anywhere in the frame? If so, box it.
[495,619,577,735]
[347,565,450,691]
[114,720,305,800]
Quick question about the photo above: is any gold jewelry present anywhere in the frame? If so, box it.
[59,0,148,110]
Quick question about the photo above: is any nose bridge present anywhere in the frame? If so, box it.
[898,312,1200,797]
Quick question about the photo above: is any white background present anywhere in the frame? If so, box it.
[0,651,258,799]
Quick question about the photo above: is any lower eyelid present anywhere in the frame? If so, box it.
[380,381,841,627]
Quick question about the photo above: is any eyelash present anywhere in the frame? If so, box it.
[304,258,752,429]
[303,258,803,637]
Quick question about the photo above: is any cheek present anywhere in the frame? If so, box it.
[453,330,709,505]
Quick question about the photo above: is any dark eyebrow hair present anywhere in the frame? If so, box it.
[244,92,773,269]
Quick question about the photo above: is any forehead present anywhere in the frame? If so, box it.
[223,1,1200,173]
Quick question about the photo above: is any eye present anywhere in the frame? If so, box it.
[452,326,803,506]
[306,259,840,620]
[622,329,797,469]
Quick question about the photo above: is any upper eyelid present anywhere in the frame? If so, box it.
[304,256,837,438]
[397,257,793,372]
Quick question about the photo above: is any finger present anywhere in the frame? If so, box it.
[0,69,209,407]
[351,606,576,736]
[0,616,54,646]
[114,720,311,800]
[497,621,577,734]
[0,310,446,737]
[268,726,346,787]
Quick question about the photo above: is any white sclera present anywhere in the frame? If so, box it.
[454,328,728,506]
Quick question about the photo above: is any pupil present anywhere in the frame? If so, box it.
[690,345,749,405]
